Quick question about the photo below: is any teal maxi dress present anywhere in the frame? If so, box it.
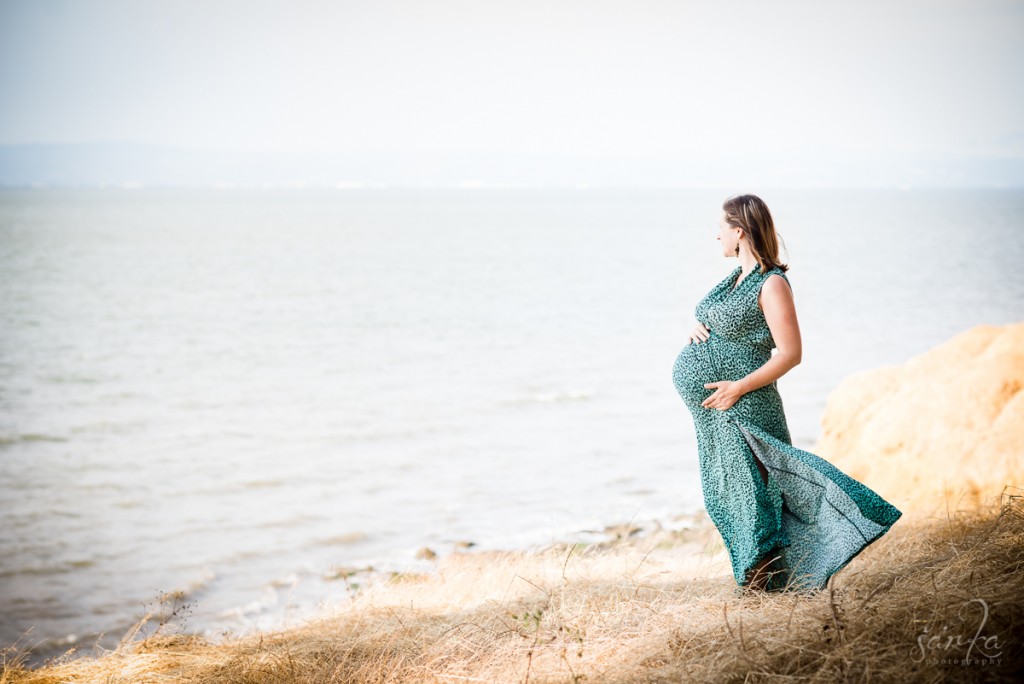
[672,264,902,592]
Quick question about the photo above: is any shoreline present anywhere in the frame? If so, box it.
[6,493,1022,682]
[11,506,720,671]
[326,506,723,601]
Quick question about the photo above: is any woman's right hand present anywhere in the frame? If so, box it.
[688,322,711,344]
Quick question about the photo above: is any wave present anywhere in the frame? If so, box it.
[0,433,69,446]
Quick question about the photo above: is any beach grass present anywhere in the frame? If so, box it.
[3,489,1022,683]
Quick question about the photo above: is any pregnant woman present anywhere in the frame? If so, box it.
[672,194,902,594]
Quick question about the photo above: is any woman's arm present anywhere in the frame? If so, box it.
[735,275,802,394]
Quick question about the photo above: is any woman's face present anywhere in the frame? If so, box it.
[716,212,740,257]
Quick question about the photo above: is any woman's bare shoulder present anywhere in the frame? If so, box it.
[758,273,794,310]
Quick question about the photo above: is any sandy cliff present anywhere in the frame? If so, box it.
[815,321,1024,516]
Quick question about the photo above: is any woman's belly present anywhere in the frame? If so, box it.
[672,338,721,409]
[672,334,770,411]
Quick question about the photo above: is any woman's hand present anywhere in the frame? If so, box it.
[688,322,711,344]
[701,380,746,410]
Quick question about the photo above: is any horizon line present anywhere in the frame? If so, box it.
[2,182,1021,191]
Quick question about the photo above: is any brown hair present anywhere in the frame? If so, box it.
[722,194,789,274]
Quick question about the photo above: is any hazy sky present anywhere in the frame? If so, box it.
[1,0,1022,185]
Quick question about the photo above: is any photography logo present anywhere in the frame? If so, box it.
[911,598,1004,667]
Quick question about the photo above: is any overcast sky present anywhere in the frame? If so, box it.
[1,0,1022,186]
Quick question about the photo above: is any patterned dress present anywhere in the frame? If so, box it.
[672,263,902,592]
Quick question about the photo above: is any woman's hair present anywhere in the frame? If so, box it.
[722,194,789,274]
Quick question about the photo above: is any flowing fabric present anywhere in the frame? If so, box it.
[672,264,902,592]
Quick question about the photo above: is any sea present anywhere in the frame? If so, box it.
[1,186,1022,666]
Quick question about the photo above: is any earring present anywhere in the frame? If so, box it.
[735,241,740,256]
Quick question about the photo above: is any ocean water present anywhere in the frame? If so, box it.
[1,186,1022,664]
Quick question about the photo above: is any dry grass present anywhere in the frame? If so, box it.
[3,490,1023,683]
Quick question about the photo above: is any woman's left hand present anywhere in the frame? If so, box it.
[702,380,745,410]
